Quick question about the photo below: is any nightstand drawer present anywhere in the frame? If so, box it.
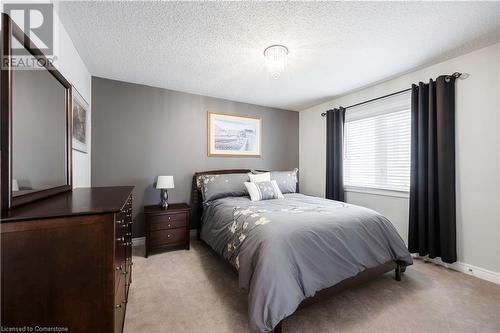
[149,212,187,231]
[150,227,187,246]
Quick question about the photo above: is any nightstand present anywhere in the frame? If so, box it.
[144,203,190,257]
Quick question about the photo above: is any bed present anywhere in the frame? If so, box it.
[191,169,412,333]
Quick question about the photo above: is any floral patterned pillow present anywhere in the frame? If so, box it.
[198,173,249,202]
[244,180,284,201]
[270,168,298,193]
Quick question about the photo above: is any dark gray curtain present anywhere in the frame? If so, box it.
[326,108,345,201]
[408,76,457,263]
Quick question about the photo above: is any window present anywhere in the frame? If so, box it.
[344,99,411,193]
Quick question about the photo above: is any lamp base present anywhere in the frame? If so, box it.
[160,189,169,209]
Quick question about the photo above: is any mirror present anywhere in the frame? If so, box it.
[1,13,72,212]
[12,53,68,195]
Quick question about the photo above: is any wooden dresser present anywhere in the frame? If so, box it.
[0,186,134,333]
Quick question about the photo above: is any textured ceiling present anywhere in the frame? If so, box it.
[58,1,499,111]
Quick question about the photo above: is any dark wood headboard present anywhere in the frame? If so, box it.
[190,169,263,233]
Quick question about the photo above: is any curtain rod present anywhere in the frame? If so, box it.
[320,72,463,117]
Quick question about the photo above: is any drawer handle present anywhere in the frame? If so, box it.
[168,216,171,220]
[116,237,125,242]
[115,303,122,309]
[167,234,171,238]
[115,265,123,271]
[168,224,171,227]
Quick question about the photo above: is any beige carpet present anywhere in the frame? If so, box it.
[124,241,500,333]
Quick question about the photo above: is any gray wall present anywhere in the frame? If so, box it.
[91,77,299,237]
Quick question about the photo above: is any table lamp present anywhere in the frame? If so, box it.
[156,176,174,209]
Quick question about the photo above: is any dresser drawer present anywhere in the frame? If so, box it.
[114,237,128,276]
[115,219,129,238]
[149,212,187,231]
[115,266,126,290]
[121,205,132,218]
[150,227,187,246]
[125,257,132,297]
[114,275,127,333]
[114,300,125,333]
[115,215,128,234]
[122,195,132,212]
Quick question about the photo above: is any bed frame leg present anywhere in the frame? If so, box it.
[273,320,283,333]
[395,263,402,281]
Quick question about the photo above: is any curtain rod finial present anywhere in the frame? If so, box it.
[446,72,467,83]
[452,72,469,79]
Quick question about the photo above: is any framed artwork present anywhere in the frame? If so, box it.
[72,87,89,153]
[207,111,261,157]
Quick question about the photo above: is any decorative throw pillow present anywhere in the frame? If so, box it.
[199,173,249,202]
[244,180,284,201]
[270,168,298,193]
[248,172,271,183]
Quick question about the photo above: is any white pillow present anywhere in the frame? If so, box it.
[248,172,271,183]
[244,180,284,201]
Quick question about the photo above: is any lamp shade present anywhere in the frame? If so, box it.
[156,176,175,189]
[12,179,19,191]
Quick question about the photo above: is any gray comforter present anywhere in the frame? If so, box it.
[200,193,412,332]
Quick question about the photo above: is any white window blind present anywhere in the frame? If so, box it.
[344,106,411,192]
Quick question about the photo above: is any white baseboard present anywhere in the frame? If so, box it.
[132,237,145,246]
[414,255,500,285]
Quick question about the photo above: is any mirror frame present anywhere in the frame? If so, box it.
[1,13,72,215]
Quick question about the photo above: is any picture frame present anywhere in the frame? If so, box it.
[207,111,261,157]
[72,87,89,153]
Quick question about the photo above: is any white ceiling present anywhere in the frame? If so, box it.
[58,1,499,111]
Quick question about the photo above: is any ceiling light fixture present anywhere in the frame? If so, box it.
[264,45,288,79]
